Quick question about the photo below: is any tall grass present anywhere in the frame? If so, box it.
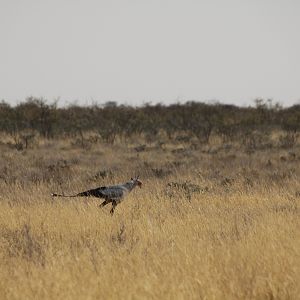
[0,136,299,299]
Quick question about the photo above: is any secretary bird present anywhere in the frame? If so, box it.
[51,177,142,215]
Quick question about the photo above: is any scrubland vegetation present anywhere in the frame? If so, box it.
[0,98,300,299]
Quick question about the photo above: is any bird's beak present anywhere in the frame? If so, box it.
[137,180,142,188]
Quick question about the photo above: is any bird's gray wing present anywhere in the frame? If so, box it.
[100,185,125,200]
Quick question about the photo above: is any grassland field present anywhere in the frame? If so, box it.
[0,133,300,300]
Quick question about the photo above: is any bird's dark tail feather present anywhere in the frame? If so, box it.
[51,193,78,197]
[51,187,106,198]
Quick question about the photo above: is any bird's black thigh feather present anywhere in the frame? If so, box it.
[99,199,110,207]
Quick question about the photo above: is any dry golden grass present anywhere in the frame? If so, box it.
[0,136,300,299]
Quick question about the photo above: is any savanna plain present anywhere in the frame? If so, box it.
[1,133,300,300]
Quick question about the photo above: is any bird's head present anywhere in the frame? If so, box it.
[131,176,142,188]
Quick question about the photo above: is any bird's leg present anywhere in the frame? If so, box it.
[110,201,117,215]
[99,200,109,208]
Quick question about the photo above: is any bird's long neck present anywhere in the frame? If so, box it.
[123,181,136,192]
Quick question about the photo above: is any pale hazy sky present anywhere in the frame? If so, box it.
[1,0,300,106]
